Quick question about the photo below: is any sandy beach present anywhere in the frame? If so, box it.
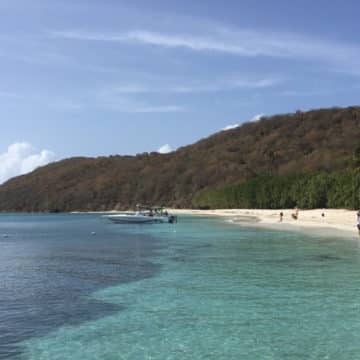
[170,208,360,237]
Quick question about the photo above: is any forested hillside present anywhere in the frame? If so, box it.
[0,106,359,212]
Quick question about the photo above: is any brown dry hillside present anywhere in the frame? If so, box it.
[0,106,359,212]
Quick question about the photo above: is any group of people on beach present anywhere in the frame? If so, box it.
[279,207,299,222]
[279,208,360,237]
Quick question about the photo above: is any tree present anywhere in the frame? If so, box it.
[353,143,360,167]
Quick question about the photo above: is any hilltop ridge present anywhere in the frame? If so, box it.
[0,106,359,212]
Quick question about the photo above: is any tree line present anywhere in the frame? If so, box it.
[192,168,360,210]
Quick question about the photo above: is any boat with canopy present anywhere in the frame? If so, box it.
[104,205,177,224]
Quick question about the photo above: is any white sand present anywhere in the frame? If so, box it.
[170,208,360,237]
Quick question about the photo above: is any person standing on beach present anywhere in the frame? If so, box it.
[357,211,360,236]
[291,207,299,220]
[279,212,284,222]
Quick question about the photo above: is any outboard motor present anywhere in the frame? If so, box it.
[168,215,177,224]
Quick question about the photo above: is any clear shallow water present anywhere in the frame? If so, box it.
[1,215,360,359]
[0,214,160,359]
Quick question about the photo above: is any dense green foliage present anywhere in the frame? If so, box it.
[192,169,360,210]
[0,106,359,212]
[354,143,360,167]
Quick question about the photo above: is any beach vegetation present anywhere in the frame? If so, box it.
[192,169,360,210]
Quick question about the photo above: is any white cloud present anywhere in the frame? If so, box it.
[50,28,360,73]
[104,103,184,113]
[94,90,185,113]
[0,142,55,184]
[131,105,184,113]
[110,77,279,95]
[111,84,149,94]
[250,113,265,122]
[222,114,265,130]
[48,29,291,57]
[222,124,239,131]
[0,91,20,99]
[280,89,330,97]
[158,144,172,154]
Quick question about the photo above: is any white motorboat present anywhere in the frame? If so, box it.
[104,205,177,224]
[105,213,167,224]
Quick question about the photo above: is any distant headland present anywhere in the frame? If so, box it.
[0,106,359,212]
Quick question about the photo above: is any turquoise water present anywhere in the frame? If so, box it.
[2,215,360,359]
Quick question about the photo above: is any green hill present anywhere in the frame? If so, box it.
[0,106,360,212]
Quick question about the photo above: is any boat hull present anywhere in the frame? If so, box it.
[105,214,167,224]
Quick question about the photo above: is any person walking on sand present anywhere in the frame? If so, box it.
[279,212,284,222]
[357,211,360,236]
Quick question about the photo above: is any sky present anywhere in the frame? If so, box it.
[0,0,359,182]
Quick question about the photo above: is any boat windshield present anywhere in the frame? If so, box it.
[135,205,167,216]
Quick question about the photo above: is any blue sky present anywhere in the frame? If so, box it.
[0,0,359,167]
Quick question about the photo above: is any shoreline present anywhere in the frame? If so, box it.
[69,208,360,238]
[169,208,360,238]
